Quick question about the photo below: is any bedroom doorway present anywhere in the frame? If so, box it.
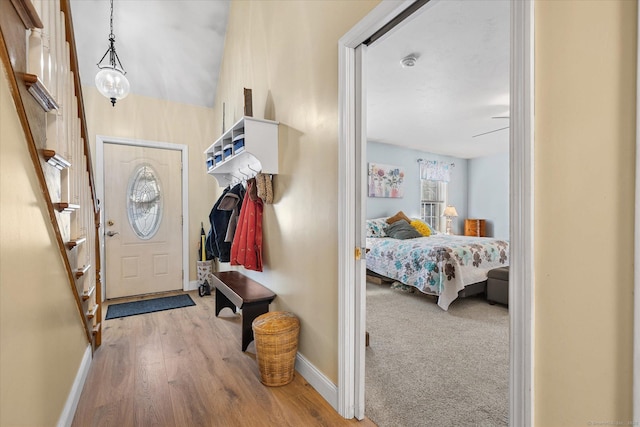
[338,0,534,424]
[363,1,510,425]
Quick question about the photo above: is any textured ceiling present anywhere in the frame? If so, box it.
[70,0,229,108]
[366,0,510,159]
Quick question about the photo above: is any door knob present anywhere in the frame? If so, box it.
[106,231,119,237]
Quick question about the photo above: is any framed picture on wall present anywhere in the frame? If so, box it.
[368,163,405,198]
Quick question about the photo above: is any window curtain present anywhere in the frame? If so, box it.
[419,160,451,182]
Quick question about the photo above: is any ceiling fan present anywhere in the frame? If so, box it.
[472,115,510,138]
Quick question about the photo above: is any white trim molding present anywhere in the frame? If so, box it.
[187,280,200,292]
[57,345,92,427]
[95,135,190,300]
[295,352,338,409]
[509,1,535,426]
[337,40,357,418]
[634,1,640,420]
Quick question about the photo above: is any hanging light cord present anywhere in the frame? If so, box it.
[109,0,114,40]
[97,0,126,75]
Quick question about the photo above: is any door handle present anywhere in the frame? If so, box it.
[106,231,119,237]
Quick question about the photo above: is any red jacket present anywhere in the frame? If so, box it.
[230,179,263,271]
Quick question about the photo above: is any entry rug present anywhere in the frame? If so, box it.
[105,294,195,320]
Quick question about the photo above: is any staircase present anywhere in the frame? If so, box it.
[0,0,102,349]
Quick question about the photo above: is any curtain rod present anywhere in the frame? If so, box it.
[417,159,455,167]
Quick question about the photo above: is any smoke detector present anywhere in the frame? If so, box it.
[400,54,418,68]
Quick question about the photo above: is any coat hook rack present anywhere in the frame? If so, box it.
[205,116,279,187]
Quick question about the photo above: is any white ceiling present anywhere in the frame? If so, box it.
[366,0,510,159]
[69,0,508,159]
[70,0,229,108]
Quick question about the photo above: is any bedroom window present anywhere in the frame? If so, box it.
[420,179,447,231]
[418,159,452,232]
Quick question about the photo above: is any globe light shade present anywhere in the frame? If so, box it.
[95,67,130,106]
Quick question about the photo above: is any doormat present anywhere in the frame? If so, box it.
[105,294,195,320]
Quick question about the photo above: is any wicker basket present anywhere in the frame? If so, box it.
[252,311,300,386]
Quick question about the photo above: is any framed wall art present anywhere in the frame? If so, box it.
[368,163,405,198]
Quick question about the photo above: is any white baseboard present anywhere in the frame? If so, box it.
[57,345,92,427]
[295,352,338,410]
[186,280,199,291]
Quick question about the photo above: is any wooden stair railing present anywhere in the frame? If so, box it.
[0,0,102,351]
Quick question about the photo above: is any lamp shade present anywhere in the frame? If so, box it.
[95,67,130,105]
[443,206,458,217]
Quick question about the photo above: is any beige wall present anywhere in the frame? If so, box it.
[82,87,219,283]
[535,1,636,425]
[212,0,379,381]
[0,63,88,426]
[216,0,639,420]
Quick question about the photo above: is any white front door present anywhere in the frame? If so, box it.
[104,143,183,299]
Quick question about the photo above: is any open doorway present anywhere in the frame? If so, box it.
[337,0,534,425]
[363,2,510,425]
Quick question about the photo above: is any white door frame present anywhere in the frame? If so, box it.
[337,0,535,424]
[634,3,640,420]
[95,135,190,300]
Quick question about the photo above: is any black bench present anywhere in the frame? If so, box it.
[211,271,277,351]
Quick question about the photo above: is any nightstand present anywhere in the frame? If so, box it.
[464,219,486,237]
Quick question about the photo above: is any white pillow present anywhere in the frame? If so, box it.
[366,218,388,238]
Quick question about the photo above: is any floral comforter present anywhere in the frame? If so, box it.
[366,235,509,310]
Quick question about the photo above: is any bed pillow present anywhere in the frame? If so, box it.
[410,219,431,237]
[386,219,422,240]
[412,218,440,235]
[386,211,411,225]
[366,218,388,238]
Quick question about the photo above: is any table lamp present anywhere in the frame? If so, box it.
[443,205,458,235]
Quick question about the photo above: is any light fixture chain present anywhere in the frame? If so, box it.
[109,0,114,39]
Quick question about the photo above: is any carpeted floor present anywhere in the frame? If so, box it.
[365,282,509,427]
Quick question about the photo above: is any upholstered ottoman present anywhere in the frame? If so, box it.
[487,266,509,306]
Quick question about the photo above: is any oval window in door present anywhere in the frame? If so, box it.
[127,164,163,239]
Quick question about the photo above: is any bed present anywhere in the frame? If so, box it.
[365,217,509,311]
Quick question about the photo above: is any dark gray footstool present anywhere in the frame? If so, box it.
[487,266,509,306]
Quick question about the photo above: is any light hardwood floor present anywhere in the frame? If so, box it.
[72,291,375,427]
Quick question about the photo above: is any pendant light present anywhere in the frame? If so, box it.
[95,0,129,106]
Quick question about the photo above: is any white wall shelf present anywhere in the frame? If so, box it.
[205,116,279,187]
